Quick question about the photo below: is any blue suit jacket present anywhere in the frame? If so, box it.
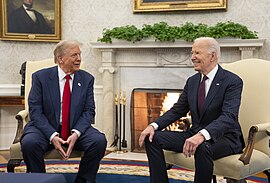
[23,66,95,140]
[155,65,245,150]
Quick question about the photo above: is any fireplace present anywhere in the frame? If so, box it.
[130,88,190,152]
[91,39,265,149]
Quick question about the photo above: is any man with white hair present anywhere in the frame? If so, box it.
[139,37,245,183]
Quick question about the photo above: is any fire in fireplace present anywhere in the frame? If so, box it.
[130,88,190,152]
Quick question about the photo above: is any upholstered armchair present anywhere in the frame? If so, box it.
[7,58,84,172]
[164,59,270,182]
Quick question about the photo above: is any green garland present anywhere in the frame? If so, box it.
[98,21,258,43]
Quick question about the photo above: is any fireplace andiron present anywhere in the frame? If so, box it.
[110,94,119,147]
[117,92,128,153]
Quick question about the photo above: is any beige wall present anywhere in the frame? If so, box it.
[0,0,269,85]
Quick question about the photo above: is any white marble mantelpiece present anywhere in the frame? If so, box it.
[91,39,265,149]
[91,39,265,49]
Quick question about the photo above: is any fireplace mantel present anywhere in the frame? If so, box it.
[90,38,265,149]
[91,39,265,49]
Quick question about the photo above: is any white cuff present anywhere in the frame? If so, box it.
[72,129,81,138]
[150,122,159,130]
[199,129,211,141]
[50,132,59,142]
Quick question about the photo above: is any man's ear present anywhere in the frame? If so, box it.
[210,52,217,62]
[57,56,63,64]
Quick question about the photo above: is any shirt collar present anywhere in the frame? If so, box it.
[203,64,218,81]
[23,4,33,11]
[58,66,74,81]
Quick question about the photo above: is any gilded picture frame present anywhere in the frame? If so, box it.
[133,0,227,12]
[0,0,61,42]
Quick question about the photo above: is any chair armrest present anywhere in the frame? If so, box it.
[266,126,270,136]
[255,122,270,132]
[239,122,270,165]
[13,110,28,144]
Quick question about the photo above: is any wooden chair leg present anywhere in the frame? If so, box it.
[212,175,217,183]
[165,163,173,170]
[7,159,22,172]
[263,170,270,183]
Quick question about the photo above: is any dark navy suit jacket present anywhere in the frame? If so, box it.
[155,65,245,152]
[22,66,95,140]
[8,6,52,34]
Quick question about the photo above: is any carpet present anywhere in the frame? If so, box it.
[0,160,267,183]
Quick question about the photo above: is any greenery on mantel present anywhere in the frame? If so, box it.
[97,21,258,43]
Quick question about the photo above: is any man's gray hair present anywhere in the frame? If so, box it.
[53,40,82,63]
[194,37,221,62]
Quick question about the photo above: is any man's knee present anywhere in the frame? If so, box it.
[94,133,107,153]
[194,142,213,159]
[21,138,41,153]
[144,131,162,148]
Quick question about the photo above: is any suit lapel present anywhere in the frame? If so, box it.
[70,71,82,127]
[200,66,224,117]
[190,73,201,120]
[48,67,61,126]
[19,7,35,24]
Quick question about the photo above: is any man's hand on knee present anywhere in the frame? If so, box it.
[183,133,205,157]
[139,125,155,147]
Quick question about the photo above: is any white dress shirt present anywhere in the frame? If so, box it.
[23,4,37,22]
[198,64,218,140]
[49,67,81,142]
[150,64,219,141]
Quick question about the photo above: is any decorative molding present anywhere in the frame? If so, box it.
[155,48,191,66]
[91,39,266,64]
[98,67,116,74]
[91,39,265,49]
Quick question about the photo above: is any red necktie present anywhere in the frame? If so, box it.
[61,75,71,140]
[198,75,208,113]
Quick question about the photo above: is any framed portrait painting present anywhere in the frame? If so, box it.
[0,0,61,42]
[133,0,227,12]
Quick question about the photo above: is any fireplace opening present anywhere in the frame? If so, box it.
[130,88,189,152]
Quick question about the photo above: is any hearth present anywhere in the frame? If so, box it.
[130,88,190,152]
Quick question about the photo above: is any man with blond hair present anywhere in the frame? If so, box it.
[21,40,107,183]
